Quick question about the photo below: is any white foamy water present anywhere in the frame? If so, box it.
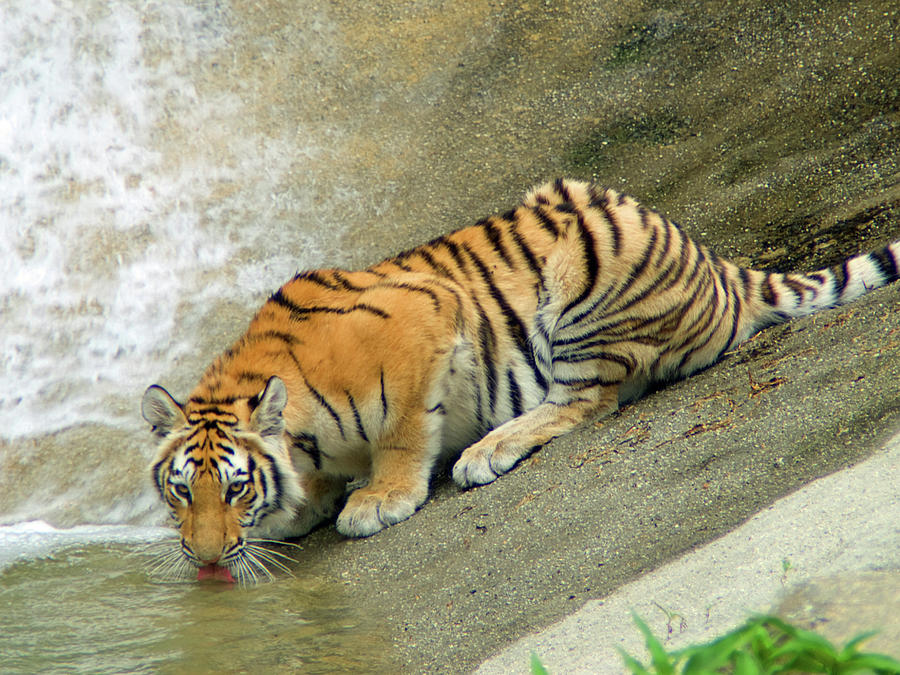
[0,1,347,440]
[0,520,174,572]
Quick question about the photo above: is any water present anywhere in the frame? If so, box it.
[0,0,340,440]
[0,529,394,674]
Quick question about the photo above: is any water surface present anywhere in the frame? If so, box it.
[1,539,394,674]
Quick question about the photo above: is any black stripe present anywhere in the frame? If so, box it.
[415,247,457,278]
[247,388,263,412]
[215,453,235,468]
[869,249,899,284]
[533,205,560,237]
[782,275,813,303]
[507,368,523,417]
[561,227,678,330]
[761,274,778,305]
[507,220,543,276]
[302,376,345,439]
[665,279,722,368]
[554,349,636,375]
[237,371,268,384]
[589,187,622,256]
[389,258,416,272]
[654,218,673,268]
[346,391,370,442]
[738,266,752,303]
[183,455,201,469]
[151,458,169,497]
[582,253,678,327]
[587,224,659,318]
[831,261,849,297]
[437,238,472,278]
[270,289,390,320]
[460,243,548,393]
[186,411,238,425]
[555,331,669,353]
[289,432,321,470]
[553,374,619,390]
[251,329,302,346]
[480,218,516,268]
[554,178,573,202]
[380,370,388,423]
[293,270,340,290]
[468,363,486,432]
[188,395,239,406]
[331,270,369,291]
[559,207,600,318]
[648,271,716,362]
[716,277,743,360]
[257,453,284,513]
[638,206,651,229]
[478,307,499,414]
[659,229,691,293]
[384,281,442,312]
[257,469,271,515]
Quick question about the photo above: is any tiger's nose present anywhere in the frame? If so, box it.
[193,541,224,565]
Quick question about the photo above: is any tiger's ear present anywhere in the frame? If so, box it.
[141,385,187,437]
[249,376,288,437]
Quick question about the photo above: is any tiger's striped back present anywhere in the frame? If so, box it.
[143,178,900,556]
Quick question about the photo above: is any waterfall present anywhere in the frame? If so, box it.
[0,0,356,529]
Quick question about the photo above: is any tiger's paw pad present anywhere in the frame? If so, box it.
[452,444,519,488]
[336,490,419,537]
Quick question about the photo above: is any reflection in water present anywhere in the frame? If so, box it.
[0,544,395,674]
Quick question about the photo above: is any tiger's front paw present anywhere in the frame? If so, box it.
[452,439,522,488]
[335,488,421,537]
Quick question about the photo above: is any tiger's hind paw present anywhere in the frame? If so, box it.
[335,488,421,537]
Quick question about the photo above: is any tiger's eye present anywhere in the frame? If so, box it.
[225,481,247,501]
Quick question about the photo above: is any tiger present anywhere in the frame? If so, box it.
[142,178,900,580]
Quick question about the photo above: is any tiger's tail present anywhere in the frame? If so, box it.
[752,240,900,327]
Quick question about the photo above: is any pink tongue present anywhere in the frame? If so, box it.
[197,564,235,583]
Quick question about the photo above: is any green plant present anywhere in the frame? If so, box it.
[530,650,550,675]
[618,613,900,674]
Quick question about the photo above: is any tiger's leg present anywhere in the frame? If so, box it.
[287,470,348,537]
[336,411,439,537]
[452,383,619,487]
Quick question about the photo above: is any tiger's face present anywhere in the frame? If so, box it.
[141,377,304,580]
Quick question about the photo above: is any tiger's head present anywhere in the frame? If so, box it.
[140,376,304,581]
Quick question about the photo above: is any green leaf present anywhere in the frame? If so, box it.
[530,651,550,675]
[837,630,878,659]
[616,646,653,675]
[733,650,763,675]
[837,652,900,673]
[632,614,676,675]
[679,620,764,672]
